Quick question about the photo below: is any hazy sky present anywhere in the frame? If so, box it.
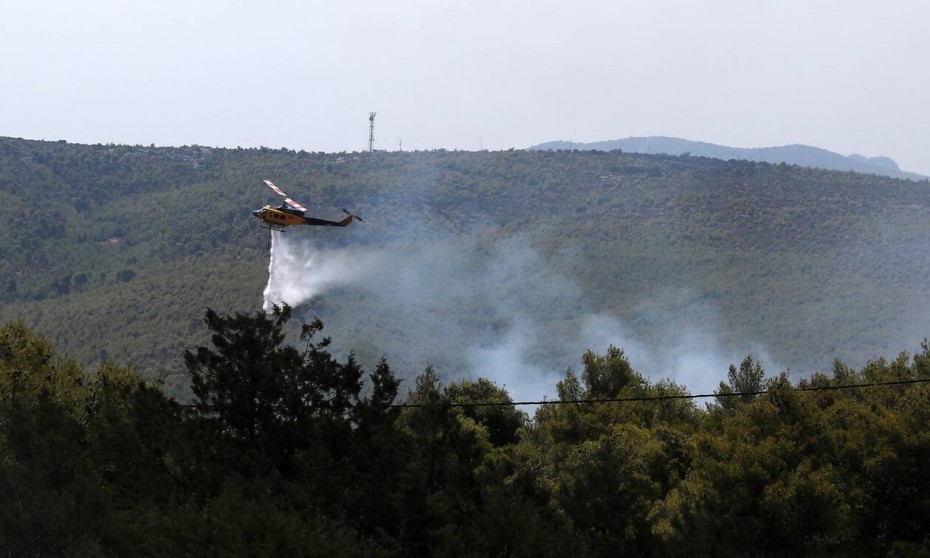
[3,0,928,175]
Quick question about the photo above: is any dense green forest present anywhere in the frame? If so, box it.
[1,133,928,553]
[1,309,928,556]
[1,136,929,394]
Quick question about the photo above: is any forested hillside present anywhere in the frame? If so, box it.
[1,309,928,555]
[1,137,929,395]
[2,137,930,553]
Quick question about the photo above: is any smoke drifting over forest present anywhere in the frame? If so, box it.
[263,231,781,400]
[2,137,928,405]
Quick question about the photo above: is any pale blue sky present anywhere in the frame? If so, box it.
[2,0,928,175]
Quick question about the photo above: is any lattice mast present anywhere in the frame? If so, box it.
[368,112,377,152]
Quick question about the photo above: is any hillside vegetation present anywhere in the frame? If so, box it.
[1,137,929,392]
[1,309,928,555]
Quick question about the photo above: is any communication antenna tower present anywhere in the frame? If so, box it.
[368,112,377,152]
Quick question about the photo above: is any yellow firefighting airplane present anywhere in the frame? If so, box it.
[252,179,361,230]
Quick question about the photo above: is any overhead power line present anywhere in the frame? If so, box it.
[391,377,930,409]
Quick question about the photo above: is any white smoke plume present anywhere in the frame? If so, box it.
[465,318,558,404]
[262,231,780,403]
[575,310,783,397]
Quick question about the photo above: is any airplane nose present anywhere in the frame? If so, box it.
[252,209,261,218]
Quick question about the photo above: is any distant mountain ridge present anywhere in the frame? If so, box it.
[531,136,926,180]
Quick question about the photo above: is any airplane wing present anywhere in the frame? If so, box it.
[263,179,308,212]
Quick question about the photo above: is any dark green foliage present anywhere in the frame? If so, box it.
[443,377,527,447]
[186,305,305,451]
[3,314,930,555]
[715,354,766,412]
[580,346,635,398]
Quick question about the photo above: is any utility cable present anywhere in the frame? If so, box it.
[391,377,930,409]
